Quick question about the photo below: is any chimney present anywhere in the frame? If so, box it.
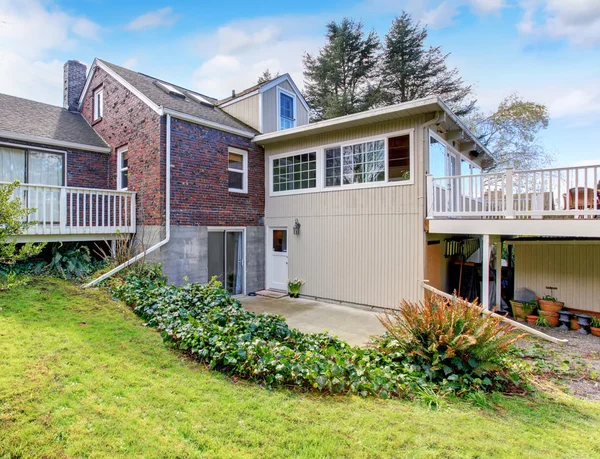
[231,89,236,98]
[63,60,87,111]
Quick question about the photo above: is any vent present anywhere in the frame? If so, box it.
[154,81,186,99]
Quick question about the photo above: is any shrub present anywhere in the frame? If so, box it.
[47,244,104,279]
[375,295,524,392]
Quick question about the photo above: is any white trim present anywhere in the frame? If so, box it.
[0,130,110,154]
[117,146,128,191]
[0,141,66,155]
[228,147,248,194]
[162,108,255,138]
[218,89,259,108]
[258,92,264,133]
[268,129,415,197]
[265,225,288,291]
[207,226,247,295]
[93,87,104,121]
[78,59,162,114]
[277,86,297,131]
[259,74,310,112]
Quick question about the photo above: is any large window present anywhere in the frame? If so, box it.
[325,140,385,186]
[429,135,447,177]
[278,88,295,130]
[228,147,248,193]
[117,147,129,190]
[272,152,316,192]
[388,135,411,182]
[0,146,64,186]
[93,87,104,121]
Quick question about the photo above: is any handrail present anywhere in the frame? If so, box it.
[0,181,135,196]
[421,281,568,345]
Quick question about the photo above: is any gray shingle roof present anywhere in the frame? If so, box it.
[98,60,257,135]
[0,93,109,150]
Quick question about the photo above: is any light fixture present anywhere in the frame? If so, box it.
[293,218,301,235]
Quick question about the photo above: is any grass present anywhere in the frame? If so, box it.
[1,278,600,458]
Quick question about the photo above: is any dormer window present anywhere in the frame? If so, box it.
[278,87,296,131]
[93,87,104,121]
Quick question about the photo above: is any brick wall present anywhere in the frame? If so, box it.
[170,118,265,226]
[0,137,109,189]
[80,66,164,225]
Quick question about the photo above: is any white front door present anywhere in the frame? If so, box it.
[268,227,288,291]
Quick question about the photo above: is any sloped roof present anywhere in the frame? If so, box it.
[97,60,257,136]
[0,93,109,151]
[216,76,277,105]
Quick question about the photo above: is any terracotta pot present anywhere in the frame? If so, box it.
[526,315,538,325]
[570,317,580,331]
[538,299,564,313]
[510,300,533,322]
[539,310,559,327]
[591,326,600,337]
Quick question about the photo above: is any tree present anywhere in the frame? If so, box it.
[0,181,45,265]
[466,94,551,170]
[303,18,381,120]
[257,69,279,84]
[381,12,475,116]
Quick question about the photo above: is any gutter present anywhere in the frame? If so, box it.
[84,114,172,288]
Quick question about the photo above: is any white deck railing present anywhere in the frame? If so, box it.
[4,182,136,236]
[427,164,600,220]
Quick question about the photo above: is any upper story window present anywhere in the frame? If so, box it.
[93,87,104,121]
[228,147,248,193]
[430,131,480,178]
[278,88,296,131]
[117,147,128,190]
[270,130,414,196]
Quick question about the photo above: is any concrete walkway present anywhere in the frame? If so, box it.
[239,295,386,347]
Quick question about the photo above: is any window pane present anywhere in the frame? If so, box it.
[0,147,25,182]
[341,140,385,185]
[325,147,341,187]
[28,151,64,186]
[121,152,129,169]
[272,229,287,252]
[272,152,316,192]
[229,170,243,190]
[388,134,410,181]
[429,136,446,177]
[229,152,244,171]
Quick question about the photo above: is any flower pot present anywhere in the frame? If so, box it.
[526,315,538,325]
[289,292,299,298]
[538,299,564,313]
[570,317,580,331]
[591,326,600,337]
[539,310,559,327]
[510,300,527,322]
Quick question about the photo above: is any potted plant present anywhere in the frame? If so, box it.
[536,315,550,327]
[526,314,538,325]
[510,299,537,322]
[287,278,305,298]
[538,310,559,327]
[537,295,564,313]
[591,317,600,337]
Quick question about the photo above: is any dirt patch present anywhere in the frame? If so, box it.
[518,326,600,401]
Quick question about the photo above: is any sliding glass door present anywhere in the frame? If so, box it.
[207,229,244,295]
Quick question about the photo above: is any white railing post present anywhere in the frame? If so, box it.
[505,167,514,219]
[426,174,434,219]
[130,192,137,232]
[59,187,67,233]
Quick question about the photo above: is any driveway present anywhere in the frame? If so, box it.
[239,295,386,347]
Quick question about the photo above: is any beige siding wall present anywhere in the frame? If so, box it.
[264,115,431,308]
[263,81,309,133]
[514,242,600,313]
[221,93,260,131]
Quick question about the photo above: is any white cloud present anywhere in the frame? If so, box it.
[126,7,178,31]
[122,57,139,70]
[0,0,101,105]
[518,0,600,45]
[467,0,505,14]
[422,2,460,29]
[548,82,600,119]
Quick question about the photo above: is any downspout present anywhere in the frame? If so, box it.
[84,113,172,288]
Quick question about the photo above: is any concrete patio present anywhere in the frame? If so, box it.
[239,294,386,347]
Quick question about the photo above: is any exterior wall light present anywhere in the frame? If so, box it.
[293,218,301,235]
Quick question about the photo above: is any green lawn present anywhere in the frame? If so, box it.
[1,279,599,458]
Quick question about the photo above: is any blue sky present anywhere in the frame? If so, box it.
[1,0,599,166]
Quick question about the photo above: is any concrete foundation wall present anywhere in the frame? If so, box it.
[139,225,264,292]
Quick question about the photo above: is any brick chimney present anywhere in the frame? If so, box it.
[63,60,87,111]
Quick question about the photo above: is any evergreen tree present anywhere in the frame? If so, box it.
[303,19,381,120]
[257,69,279,84]
[382,12,475,115]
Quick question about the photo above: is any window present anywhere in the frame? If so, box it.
[278,88,295,130]
[272,229,287,252]
[429,135,447,177]
[117,147,128,190]
[461,158,482,176]
[228,147,248,193]
[388,135,411,182]
[272,152,316,192]
[0,146,64,185]
[325,139,385,187]
[93,87,104,121]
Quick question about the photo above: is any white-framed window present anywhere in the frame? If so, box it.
[277,87,296,131]
[93,87,104,121]
[117,147,128,190]
[228,147,248,193]
[269,129,414,196]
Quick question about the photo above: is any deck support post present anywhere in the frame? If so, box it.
[494,239,502,310]
[481,234,490,310]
